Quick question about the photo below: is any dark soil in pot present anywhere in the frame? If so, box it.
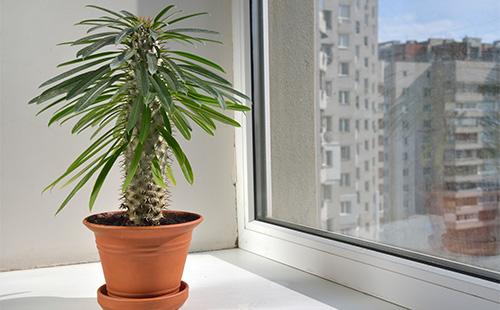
[87,211,200,226]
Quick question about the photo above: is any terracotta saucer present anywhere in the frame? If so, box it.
[97,281,189,310]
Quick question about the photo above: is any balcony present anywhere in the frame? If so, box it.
[319,90,328,110]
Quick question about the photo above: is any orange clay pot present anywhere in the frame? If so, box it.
[84,210,203,309]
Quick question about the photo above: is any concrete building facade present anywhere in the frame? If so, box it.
[380,38,500,255]
[318,0,384,234]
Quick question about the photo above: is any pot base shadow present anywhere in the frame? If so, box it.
[97,281,189,310]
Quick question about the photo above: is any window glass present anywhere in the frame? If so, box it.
[259,0,500,279]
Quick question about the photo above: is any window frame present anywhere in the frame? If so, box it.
[233,1,500,308]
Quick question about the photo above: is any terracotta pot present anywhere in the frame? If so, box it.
[84,210,203,301]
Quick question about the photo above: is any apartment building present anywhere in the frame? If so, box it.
[380,38,500,255]
[318,0,383,234]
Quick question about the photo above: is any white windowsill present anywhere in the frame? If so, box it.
[0,249,403,310]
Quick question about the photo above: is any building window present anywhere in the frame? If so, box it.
[338,34,350,48]
[340,201,352,215]
[341,145,351,160]
[325,150,333,166]
[364,57,369,67]
[355,70,360,82]
[338,4,351,21]
[339,118,350,132]
[339,90,350,104]
[340,173,351,186]
[325,80,333,96]
[364,36,368,46]
[323,10,332,30]
[355,21,360,34]
[424,88,431,97]
[323,184,333,201]
[339,62,350,76]
[322,115,333,132]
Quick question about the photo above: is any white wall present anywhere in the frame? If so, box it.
[0,0,237,271]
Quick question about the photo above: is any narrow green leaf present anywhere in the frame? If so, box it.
[158,129,194,184]
[168,28,219,35]
[171,110,192,140]
[89,144,125,210]
[110,49,135,69]
[165,164,176,186]
[115,27,134,44]
[138,104,151,144]
[40,58,112,88]
[151,156,167,189]
[135,62,149,96]
[76,36,115,59]
[167,12,208,25]
[126,96,143,132]
[179,64,231,85]
[57,52,120,67]
[85,5,124,18]
[147,53,158,75]
[199,105,241,127]
[66,65,110,99]
[153,4,175,24]
[168,50,225,73]
[122,141,144,191]
[149,74,172,112]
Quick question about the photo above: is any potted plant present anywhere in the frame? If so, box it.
[30,4,250,310]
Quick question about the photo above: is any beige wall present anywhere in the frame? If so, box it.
[0,0,237,270]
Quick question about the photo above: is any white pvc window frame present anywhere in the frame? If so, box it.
[231,1,500,309]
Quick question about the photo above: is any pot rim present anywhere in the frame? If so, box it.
[83,210,203,231]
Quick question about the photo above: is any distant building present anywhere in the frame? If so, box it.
[380,38,500,255]
[318,0,384,235]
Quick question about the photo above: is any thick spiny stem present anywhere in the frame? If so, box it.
[122,102,170,225]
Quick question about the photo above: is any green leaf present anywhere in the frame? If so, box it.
[147,53,158,74]
[149,74,173,112]
[126,96,143,132]
[40,57,112,88]
[153,4,175,24]
[138,104,151,144]
[179,64,231,85]
[89,144,125,210]
[177,105,215,135]
[171,109,192,140]
[167,12,208,25]
[135,62,149,96]
[158,129,194,184]
[159,108,172,134]
[165,164,176,186]
[167,28,219,35]
[110,49,135,69]
[122,141,144,191]
[168,50,224,72]
[115,27,134,44]
[75,75,121,111]
[76,36,115,59]
[198,105,241,127]
[57,51,120,67]
[151,156,167,189]
[85,5,124,19]
[66,65,110,99]
[55,163,102,214]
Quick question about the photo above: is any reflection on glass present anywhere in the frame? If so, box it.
[265,0,500,274]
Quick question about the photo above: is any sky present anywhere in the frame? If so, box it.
[378,0,500,43]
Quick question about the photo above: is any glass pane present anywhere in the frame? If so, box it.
[259,0,500,277]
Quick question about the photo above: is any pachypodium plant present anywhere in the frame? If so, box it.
[31,5,250,225]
